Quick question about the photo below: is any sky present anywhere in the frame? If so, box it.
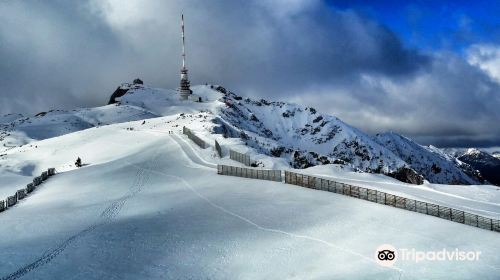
[0,0,499,148]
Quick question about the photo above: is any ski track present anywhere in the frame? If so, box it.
[0,148,162,280]
[167,133,216,169]
[129,160,405,277]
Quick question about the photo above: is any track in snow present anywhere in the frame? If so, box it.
[0,148,162,280]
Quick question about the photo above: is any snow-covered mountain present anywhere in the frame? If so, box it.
[0,104,158,152]
[213,89,424,184]
[373,132,484,185]
[455,149,500,186]
[1,82,491,186]
[1,81,500,278]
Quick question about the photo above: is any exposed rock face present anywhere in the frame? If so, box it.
[458,149,500,186]
[387,168,424,185]
[108,80,144,104]
[373,132,484,185]
[133,78,143,85]
[108,85,130,104]
[216,91,425,184]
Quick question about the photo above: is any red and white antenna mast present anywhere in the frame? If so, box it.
[179,13,192,100]
[181,14,186,69]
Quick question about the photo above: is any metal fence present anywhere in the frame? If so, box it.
[1,168,56,212]
[217,165,282,182]
[229,149,253,166]
[182,126,208,149]
[215,140,223,157]
[284,171,500,233]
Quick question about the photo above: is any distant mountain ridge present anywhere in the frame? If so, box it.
[1,82,493,186]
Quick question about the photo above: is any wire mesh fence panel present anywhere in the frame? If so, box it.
[427,203,439,217]
[16,189,26,200]
[0,200,5,212]
[215,140,223,157]
[314,178,320,190]
[7,196,17,207]
[405,199,417,212]
[376,192,386,205]
[359,187,368,200]
[351,186,360,198]
[320,179,328,191]
[451,209,465,224]
[478,216,493,230]
[493,220,500,232]
[48,168,56,176]
[327,180,334,192]
[229,149,252,166]
[183,126,207,149]
[26,183,35,193]
[367,189,377,202]
[464,213,479,227]
[439,206,452,220]
[275,171,282,182]
[217,165,282,182]
[217,168,500,233]
[395,196,406,209]
[385,194,396,207]
[308,176,315,188]
[321,179,327,191]
[315,178,322,190]
[302,175,309,188]
[343,184,351,196]
[416,201,427,214]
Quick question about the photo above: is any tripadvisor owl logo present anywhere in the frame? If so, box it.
[374,244,482,266]
[375,244,397,267]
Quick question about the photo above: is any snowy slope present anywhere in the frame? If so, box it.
[0,113,24,124]
[1,82,492,190]
[0,121,499,279]
[0,103,158,153]
[374,132,483,185]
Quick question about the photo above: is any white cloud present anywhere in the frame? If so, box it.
[0,0,499,147]
[467,44,500,83]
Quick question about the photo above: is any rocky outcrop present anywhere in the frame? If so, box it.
[108,79,144,104]
[458,149,500,186]
[387,168,424,185]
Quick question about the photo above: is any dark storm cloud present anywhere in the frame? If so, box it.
[0,0,499,147]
